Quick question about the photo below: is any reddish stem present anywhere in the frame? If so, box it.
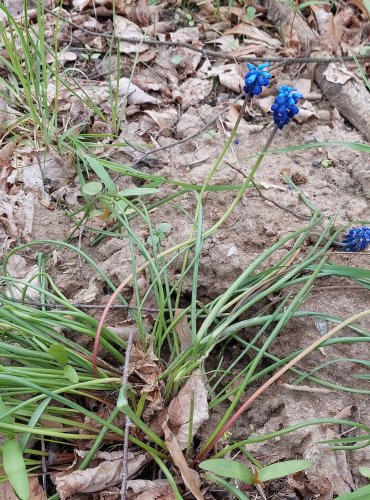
[92,281,129,374]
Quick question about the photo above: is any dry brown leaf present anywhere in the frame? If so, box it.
[208,64,243,93]
[174,310,192,351]
[0,477,46,500]
[211,35,240,53]
[127,479,176,499]
[218,5,245,20]
[130,344,161,384]
[133,68,165,92]
[73,0,109,11]
[130,344,164,408]
[256,95,274,114]
[143,109,178,135]
[118,78,160,105]
[312,7,338,53]
[225,23,281,49]
[146,21,176,36]
[168,369,209,449]
[0,142,15,193]
[114,16,149,54]
[0,192,36,243]
[294,101,317,124]
[52,451,147,500]
[162,419,204,500]
[178,78,212,111]
[323,64,353,85]
[136,0,150,26]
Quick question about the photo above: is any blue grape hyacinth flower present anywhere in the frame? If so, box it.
[271,85,302,129]
[243,62,272,97]
[340,226,370,252]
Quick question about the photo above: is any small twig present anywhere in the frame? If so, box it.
[225,160,310,221]
[0,297,161,313]
[120,330,135,500]
[41,437,47,494]
[283,383,335,394]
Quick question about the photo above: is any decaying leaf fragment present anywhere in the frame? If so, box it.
[52,450,147,500]
[127,479,176,499]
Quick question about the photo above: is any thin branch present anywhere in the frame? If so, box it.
[120,330,135,500]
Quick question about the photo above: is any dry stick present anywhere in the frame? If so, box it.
[225,160,310,221]
[0,297,161,313]
[120,329,135,500]
[194,308,370,464]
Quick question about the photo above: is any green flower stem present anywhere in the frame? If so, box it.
[175,97,249,308]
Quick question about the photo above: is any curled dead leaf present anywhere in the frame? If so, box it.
[208,64,243,93]
[168,369,209,449]
[127,479,176,499]
[52,451,147,499]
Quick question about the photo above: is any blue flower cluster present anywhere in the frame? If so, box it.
[341,226,370,252]
[271,86,303,129]
[243,63,303,128]
[243,62,271,97]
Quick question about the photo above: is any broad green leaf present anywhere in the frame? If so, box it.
[64,365,79,383]
[2,439,29,500]
[48,344,68,366]
[119,187,159,197]
[171,55,182,65]
[359,466,370,478]
[258,460,312,482]
[156,223,171,234]
[82,181,103,196]
[336,485,370,500]
[199,459,253,484]
[147,234,160,246]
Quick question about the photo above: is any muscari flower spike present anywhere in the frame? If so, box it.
[243,62,272,97]
[271,85,302,129]
[341,226,370,252]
